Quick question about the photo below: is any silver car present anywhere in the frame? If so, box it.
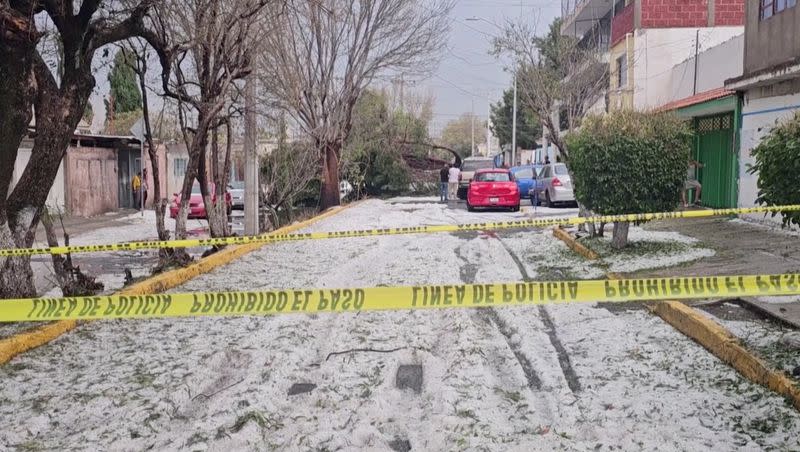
[530,163,575,206]
[228,180,245,210]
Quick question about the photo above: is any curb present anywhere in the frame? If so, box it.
[552,226,600,260]
[551,225,800,411]
[0,203,357,365]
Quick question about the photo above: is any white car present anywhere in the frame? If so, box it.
[530,163,575,206]
[228,181,245,210]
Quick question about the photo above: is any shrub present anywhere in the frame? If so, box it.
[748,111,800,228]
[566,110,693,248]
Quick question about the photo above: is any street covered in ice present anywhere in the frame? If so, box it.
[2,198,800,451]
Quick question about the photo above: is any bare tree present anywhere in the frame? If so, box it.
[148,0,270,240]
[257,0,453,210]
[0,0,161,298]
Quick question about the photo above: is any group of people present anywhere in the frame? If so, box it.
[439,164,460,202]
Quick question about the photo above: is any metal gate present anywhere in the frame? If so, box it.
[693,113,737,208]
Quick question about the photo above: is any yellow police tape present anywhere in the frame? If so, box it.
[1,274,798,322]
[2,204,799,257]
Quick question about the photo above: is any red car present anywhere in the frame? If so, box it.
[169,182,232,219]
[466,168,520,212]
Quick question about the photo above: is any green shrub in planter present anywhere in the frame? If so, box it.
[566,110,692,248]
[748,111,800,228]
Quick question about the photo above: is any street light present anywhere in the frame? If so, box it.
[465,16,517,166]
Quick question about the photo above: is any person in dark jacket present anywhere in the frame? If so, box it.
[439,164,450,202]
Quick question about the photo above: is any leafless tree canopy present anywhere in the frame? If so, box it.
[257,0,453,209]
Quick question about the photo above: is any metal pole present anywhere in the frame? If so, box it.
[692,29,700,95]
[486,95,491,156]
[471,97,475,157]
[244,75,259,235]
[512,70,518,167]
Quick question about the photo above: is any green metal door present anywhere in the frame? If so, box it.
[693,113,737,208]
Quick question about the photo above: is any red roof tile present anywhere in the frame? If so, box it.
[658,87,735,112]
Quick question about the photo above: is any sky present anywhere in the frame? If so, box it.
[413,0,561,137]
[88,0,562,136]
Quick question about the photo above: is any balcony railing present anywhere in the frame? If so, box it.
[610,2,634,46]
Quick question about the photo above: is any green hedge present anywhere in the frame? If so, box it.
[566,110,693,215]
[748,111,800,228]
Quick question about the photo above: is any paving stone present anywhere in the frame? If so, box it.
[287,383,316,396]
[395,364,423,393]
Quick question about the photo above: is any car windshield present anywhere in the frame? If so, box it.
[514,169,534,179]
[461,159,494,172]
[554,164,569,175]
[230,181,244,190]
[475,172,511,182]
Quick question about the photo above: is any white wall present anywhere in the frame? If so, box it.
[669,34,743,101]
[11,148,66,210]
[739,92,800,216]
[633,26,743,110]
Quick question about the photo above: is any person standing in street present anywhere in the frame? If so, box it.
[447,163,460,201]
[681,159,704,207]
[142,168,149,207]
[439,164,450,202]
[132,172,142,207]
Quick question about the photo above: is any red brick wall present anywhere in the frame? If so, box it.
[714,0,745,25]
[611,2,635,45]
[641,0,709,28]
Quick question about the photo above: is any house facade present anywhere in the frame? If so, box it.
[726,0,800,213]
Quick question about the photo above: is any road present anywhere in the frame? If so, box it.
[2,198,799,451]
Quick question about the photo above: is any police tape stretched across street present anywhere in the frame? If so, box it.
[2,273,799,322]
[1,204,799,257]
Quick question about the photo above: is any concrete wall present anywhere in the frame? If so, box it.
[166,144,190,198]
[738,91,800,216]
[10,145,66,211]
[743,0,800,76]
[64,147,118,217]
[609,36,634,110]
[668,34,743,100]
[632,26,743,109]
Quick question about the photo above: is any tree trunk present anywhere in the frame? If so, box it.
[611,221,629,250]
[138,60,169,243]
[320,141,341,210]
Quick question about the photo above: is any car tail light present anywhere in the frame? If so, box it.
[552,177,562,187]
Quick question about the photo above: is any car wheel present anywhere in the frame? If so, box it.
[467,201,475,212]
[545,190,552,207]
[511,204,520,212]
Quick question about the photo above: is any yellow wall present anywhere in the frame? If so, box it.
[609,35,634,110]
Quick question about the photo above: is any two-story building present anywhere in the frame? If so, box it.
[725,0,800,211]
[562,0,744,111]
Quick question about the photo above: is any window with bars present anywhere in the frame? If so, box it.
[173,158,187,177]
[761,0,797,20]
[616,54,628,88]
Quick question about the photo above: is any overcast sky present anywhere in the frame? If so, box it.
[89,0,561,135]
[414,0,561,136]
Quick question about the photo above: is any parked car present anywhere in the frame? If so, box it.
[457,156,496,200]
[169,182,232,219]
[466,168,520,212]
[228,180,245,210]
[510,165,543,201]
[530,163,575,206]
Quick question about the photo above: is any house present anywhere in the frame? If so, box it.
[658,35,744,208]
[725,0,800,214]
[10,130,167,217]
[561,0,745,111]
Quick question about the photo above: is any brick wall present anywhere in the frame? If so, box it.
[641,0,709,28]
[714,0,745,25]
[611,2,635,45]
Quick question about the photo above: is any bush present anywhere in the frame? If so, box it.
[748,111,800,228]
[566,110,693,247]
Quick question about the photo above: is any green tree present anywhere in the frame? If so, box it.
[105,51,142,120]
[748,111,800,228]
[567,111,692,248]
[439,113,486,157]
[490,88,540,150]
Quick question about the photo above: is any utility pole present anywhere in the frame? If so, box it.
[471,97,475,156]
[486,95,491,156]
[243,74,259,236]
[692,29,700,95]
[511,70,518,167]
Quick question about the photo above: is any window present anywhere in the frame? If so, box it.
[475,172,511,182]
[554,164,569,175]
[461,159,495,172]
[761,0,797,19]
[514,169,534,179]
[173,158,187,177]
[616,54,627,88]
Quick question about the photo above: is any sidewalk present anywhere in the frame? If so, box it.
[33,209,141,243]
[633,215,800,327]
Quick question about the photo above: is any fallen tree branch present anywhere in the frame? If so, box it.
[325,346,427,361]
